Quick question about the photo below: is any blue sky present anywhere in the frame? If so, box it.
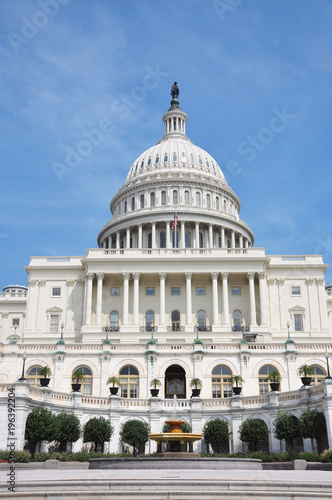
[0,0,332,287]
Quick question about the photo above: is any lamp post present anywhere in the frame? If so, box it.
[325,351,332,379]
[194,323,202,344]
[103,320,110,345]
[11,325,18,344]
[57,322,65,345]
[147,322,155,345]
[18,352,27,381]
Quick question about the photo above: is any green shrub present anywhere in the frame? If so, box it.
[298,451,319,462]
[320,449,332,463]
[0,450,30,463]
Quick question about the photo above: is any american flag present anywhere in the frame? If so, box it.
[171,213,178,230]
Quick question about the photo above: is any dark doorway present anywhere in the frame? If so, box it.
[165,365,186,399]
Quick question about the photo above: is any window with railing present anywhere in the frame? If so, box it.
[110,310,119,331]
[212,365,232,398]
[259,365,278,395]
[119,365,139,398]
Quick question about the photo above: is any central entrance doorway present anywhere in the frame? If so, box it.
[165,364,186,399]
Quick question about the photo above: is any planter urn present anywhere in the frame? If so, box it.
[40,378,50,387]
[301,377,312,386]
[191,388,201,397]
[269,382,280,392]
[232,386,242,395]
[150,389,159,397]
[109,387,119,395]
[71,383,81,392]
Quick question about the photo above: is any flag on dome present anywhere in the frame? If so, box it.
[171,213,178,230]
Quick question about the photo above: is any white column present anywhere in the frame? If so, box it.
[85,273,94,325]
[185,272,193,326]
[258,272,268,327]
[245,239,249,248]
[221,226,225,248]
[122,272,130,326]
[133,272,140,326]
[166,222,171,249]
[152,222,156,249]
[116,231,120,249]
[108,236,112,249]
[239,235,243,248]
[248,272,257,326]
[231,230,235,248]
[180,220,185,249]
[221,272,230,325]
[211,272,219,326]
[209,224,213,249]
[138,224,143,249]
[126,227,130,249]
[159,272,166,326]
[96,272,104,325]
[195,222,199,249]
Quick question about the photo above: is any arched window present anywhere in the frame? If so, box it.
[232,310,242,331]
[223,200,227,212]
[150,192,155,207]
[212,365,232,398]
[26,365,43,386]
[259,365,278,395]
[206,194,211,209]
[148,232,152,249]
[119,365,139,398]
[171,310,180,332]
[140,194,145,209]
[184,190,190,205]
[146,310,154,332]
[310,365,326,385]
[172,231,179,248]
[216,197,220,210]
[185,231,191,248]
[131,197,135,211]
[173,190,178,205]
[160,231,166,248]
[165,365,186,398]
[196,192,201,206]
[124,201,127,213]
[164,153,168,163]
[161,190,166,206]
[155,155,159,164]
[72,365,93,395]
[110,310,119,332]
[173,153,177,162]
[197,310,206,331]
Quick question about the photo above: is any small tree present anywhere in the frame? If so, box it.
[55,411,81,452]
[229,375,245,387]
[72,369,86,384]
[299,409,325,446]
[273,411,300,450]
[267,371,282,383]
[84,417,114,452]
[239,418,268,452]
[190,378,202,390]
[297,365,314,377]
[25,407,59,456]
[203,418,229,453]
[106,376,120,388]
[39,366,52,378]
[120,419,150,456]
[150,378,162,390]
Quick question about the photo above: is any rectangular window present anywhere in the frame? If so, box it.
[146,287,155,295]
[171,287,180,295]
[294,314,303,332]
[50,315,59,333]
[52,287,61,296]
[12,318,19,326]
[196,287,206,295]
[291,286,301,295]
[111,287,120,296]
[232,286,241,295]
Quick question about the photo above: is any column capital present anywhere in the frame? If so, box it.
[221,272,229,280]
[159,272,166,280]
[96,272,105,281]
[122,272,130,280]
[86,272,94,281]
[185,272,192,280]
[316,278,324,286]
[305,278,314,286]
[211,272,219,280]
[247,272,255,280]
[132,272,140,281]
[257,272,265,280]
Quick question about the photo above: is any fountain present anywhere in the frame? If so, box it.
[148,396,202,457]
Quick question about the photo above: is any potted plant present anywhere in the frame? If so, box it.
[230,375,245,395]
[150,378,162,397]
[71,369,86,392]
[267,371,282,392]
[298,365,314,386]
[106,376,120,395]
[190,378,202,397]
[39,366,51,387]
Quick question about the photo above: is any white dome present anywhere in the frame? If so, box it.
[126,136,227,184]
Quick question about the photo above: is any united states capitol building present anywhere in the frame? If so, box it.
[1,85,332,454]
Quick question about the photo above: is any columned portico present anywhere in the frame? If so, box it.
[211,272,221,331]
[159,272,166,332]
[95,272,104,325]
[248,272,257,327]
[195,222,199,249]
[85,273,94,325]
[122,272,130,327]
[221,272,230,327]
[180,221,185,249]
[185,272,193,331]
[258,272,269,328]
[133,272,140,327]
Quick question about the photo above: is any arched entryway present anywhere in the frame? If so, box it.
[165,365,186,399]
